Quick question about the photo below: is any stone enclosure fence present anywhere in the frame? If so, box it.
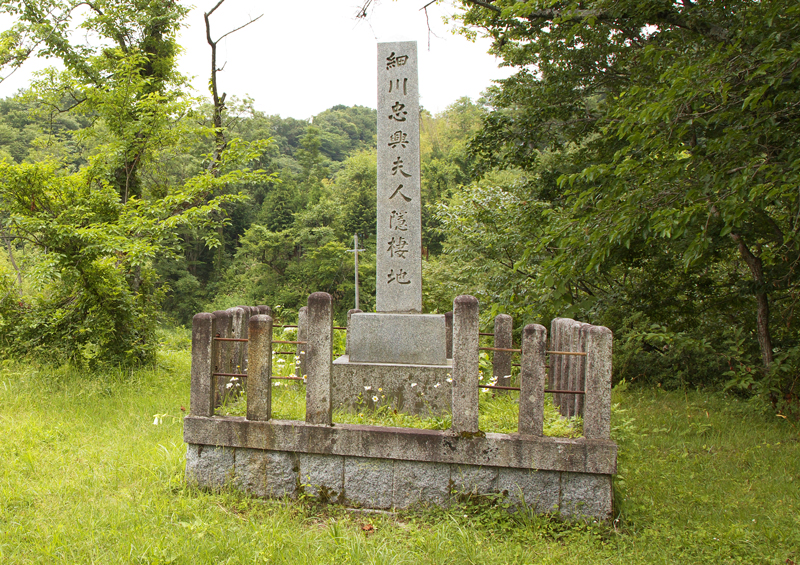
[184,293,617,519]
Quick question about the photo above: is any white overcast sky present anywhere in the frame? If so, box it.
[0,0,511,120]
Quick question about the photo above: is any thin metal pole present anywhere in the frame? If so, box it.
[354,234,360,310]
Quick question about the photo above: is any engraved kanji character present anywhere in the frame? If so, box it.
[389,101,407,122]
[387,268,411,284]
[391,157,411,178]
[385,52,409,70]
[389,78,408,95]
[388,130,409,149]
[389,184,412,202]
[390,210,408,231]
[387,236,410,259]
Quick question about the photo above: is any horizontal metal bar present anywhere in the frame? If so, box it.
[480,346,522,353]
[272,351,296,355]
[213,372,247,378]
[214,337,248,342]
[274,325,298,328]
[271,375,304,381]
[546,351,587,356]
[333,327,347,330]
[477,385,585,395]
[273,340,307,345]
[479,332,495,336]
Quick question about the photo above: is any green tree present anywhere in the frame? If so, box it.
[0,0,268,364]
[451,0,800,405]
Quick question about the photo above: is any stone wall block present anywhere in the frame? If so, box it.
[344,457,394,509]
[519,323,547,436]
[451,295,480,434]
[450,464,498,497]
[185,444,234,490]
[560,472,613,520]
[190,313,216,417]
[493,314,513,389]
[298,454,344,501]
[497,468,560,514]
[393,460,450,508]
[247,315,273,421]
[583,325,613,439]
[306,292,333,426]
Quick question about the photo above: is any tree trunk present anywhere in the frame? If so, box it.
[731,233,773,369]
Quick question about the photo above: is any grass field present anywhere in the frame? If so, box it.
[0,330,798,564]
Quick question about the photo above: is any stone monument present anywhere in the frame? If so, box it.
[331,42,451,414]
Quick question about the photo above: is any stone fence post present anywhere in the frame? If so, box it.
[493,314,513,389]
[247,315,273,422]
[583,325,613,439]
[231,306,248,374]
[519,323,546,436]
[451,295,479,435]
[305,293,333,426]
[568,323,590,417]
[211,309,233,407]
[444,311,453,359]
[190,313,216,417]
[296,306,308,378]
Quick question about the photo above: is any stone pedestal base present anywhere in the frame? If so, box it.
[348,313,447,365]
[332,355,452,415]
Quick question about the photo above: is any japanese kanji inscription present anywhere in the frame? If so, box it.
[377,42,421,313]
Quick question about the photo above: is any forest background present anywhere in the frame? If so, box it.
[0,0,798,416]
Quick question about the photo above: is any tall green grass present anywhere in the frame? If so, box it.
[0,332,797,563]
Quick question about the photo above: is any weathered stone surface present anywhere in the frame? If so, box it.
[185,444,234,489]
[298,453,344,500]
[377,41,421,314]
[344,457,394,508]
[306,292,333,426]
[560,472,613,520]
[247,315,272,421]
[262,450,297,497]
[452,295,479,434]
[233,448,270,497]
[190,313,215,417]
[393,460,450,508]
[347,312,447,365]
[497,468,560,514]
[212,310,233,407]
[584,325,613,439]
[184,417,618,474]
[493,314,513,388]
[450,464,498,496]
[229,307,247,376]
[331,356,451,415]
[345,309,362,357]
[519,324,547,436]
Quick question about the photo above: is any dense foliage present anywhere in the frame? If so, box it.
[431,0,800,411]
